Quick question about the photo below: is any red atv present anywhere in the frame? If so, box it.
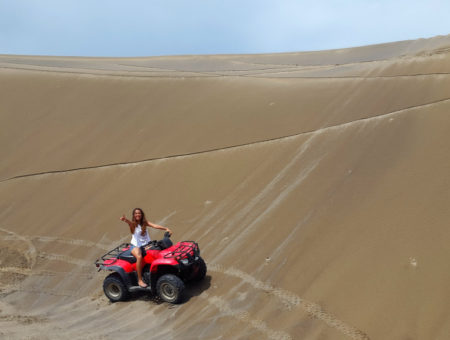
[95,232,206,304]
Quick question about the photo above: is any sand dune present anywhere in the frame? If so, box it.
[1,35,450,339]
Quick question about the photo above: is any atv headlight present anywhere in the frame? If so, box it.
[180,259,189,265]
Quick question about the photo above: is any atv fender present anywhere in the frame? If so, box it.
[100,265,132,287]
[150,259,180,274]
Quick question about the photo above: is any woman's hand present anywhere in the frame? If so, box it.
[120,214,126,222]
[166,228,173,236]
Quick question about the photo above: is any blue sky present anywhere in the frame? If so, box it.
[1,0,449,57]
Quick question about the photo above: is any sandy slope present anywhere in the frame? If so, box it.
[1,35,450,339]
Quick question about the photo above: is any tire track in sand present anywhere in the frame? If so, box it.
[0,266,93,278]
[200,292,292,340]
[208,264,370,340]
[0,314,48,324]
[0,227,37,268]
[1,226,108,269]
[0,267,32,276]
[31,235,111,251]
[37,252,92,267]
[2,234,111,251]
[0,283,80,298]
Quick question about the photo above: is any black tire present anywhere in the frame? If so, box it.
[103,273,129,302]
[192,257,207,281]
[156,274,185,304]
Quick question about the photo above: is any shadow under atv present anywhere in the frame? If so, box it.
[126,275,212,305]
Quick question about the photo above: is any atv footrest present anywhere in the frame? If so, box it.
[128,286,152,293]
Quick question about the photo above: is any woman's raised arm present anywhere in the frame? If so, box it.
[120,214,135,234]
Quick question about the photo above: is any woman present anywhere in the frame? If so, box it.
[120,208,172,288]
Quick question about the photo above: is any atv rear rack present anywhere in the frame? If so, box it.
[163,241,199,260]
[95,243,130,267]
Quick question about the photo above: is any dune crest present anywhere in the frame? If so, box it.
[1,35,450,339]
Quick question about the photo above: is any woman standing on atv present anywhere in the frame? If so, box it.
[120,208,172,288]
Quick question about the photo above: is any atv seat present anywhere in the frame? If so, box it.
[118,249,136,263]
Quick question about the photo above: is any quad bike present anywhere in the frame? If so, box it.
[95,232,206,304]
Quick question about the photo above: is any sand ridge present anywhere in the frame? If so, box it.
[2,95,449,184]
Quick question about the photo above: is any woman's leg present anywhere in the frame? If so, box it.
[131,247,147,288]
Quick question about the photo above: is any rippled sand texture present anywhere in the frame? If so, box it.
[1,35,450,339]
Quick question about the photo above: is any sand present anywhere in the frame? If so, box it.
[1,35,450,339]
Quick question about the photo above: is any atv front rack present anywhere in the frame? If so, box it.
[95,243,130,267]
[164,241,199,260]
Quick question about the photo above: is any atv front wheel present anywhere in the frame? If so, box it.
[192,257,207,281]
[156,274,185,304]
[103,273,129,302]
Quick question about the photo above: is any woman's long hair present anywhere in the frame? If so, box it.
[132,208,148,236]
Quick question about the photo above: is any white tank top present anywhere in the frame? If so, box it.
[130,224,151,247]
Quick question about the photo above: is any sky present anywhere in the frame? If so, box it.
[1,0,449,57]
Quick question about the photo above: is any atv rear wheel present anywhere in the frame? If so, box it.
[103,273,129,302]
[156,274,185,304]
